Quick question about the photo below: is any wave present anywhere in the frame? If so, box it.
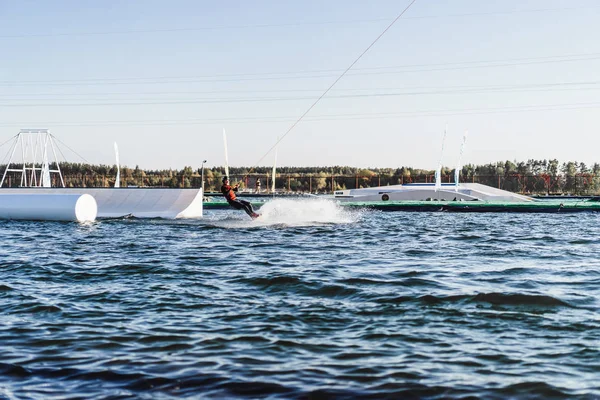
[471,292,573,307]
[0,361,297,398]
[236,275,361,298]
[0,360,582,399]
[376,292,573,308]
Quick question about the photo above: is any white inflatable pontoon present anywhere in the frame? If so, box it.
[0,193,97,222]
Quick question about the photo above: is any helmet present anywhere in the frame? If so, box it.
[222,176,229,183]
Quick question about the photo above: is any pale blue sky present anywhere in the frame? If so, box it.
[0,0,599,170]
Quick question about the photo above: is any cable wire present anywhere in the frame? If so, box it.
[52,135,90,164]
[1,79,600,98]
[0,135,19,167]
[2,53,599,87]
[240,0,419,177]
[1,5,596,39]
[2,83,600,105]
[1,102,599,128]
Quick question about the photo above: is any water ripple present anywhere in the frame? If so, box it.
[0,211,599,398]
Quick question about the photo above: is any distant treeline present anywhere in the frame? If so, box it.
[2,159,600,195]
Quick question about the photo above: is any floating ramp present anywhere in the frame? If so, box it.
[334,183,534,203]
[1,188,203,219]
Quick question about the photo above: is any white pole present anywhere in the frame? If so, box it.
[41,135,51,187]
[223,128,229,179]
[455,130,468,192]
[49,135,65,187]
[272,143,278,194]
[20,134,27,187]
[201,160,207,190]
[114,142,120,188]
[435,125,447,192]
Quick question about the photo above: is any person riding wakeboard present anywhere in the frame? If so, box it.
[221,177,260,219]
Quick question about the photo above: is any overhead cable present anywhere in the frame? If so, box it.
[0,5,596,39]
[1,53,599,87]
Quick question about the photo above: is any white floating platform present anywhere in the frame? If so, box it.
[0,188,203,219]
[334,183,534,203]
[0,193,97,222]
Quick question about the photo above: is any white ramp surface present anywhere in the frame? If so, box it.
[0,188,203,219]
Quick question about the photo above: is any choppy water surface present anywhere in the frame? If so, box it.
[1,199,599,399]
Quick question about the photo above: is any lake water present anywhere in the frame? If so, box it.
[1,198,599,399]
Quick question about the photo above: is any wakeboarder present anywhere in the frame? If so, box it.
[220,177,260,219]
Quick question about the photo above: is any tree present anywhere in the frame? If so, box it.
[313,172,328,193]
[562,161,578,193]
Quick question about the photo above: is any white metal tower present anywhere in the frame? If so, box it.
[0,129,65,188]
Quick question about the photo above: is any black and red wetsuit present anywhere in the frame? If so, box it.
[221,183,257,218]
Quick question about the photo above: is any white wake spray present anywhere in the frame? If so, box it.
[212,198,362,228]
[257,198,359,225]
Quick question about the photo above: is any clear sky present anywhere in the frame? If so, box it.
[0,0,599,170]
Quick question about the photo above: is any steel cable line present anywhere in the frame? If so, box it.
[0,134,18,149]
[1,102,599,128]
[1,52,599,86]
[0,5,596,39]
[2,83,600,103]
[4,52,598,82]
[2,80,600,98]
[0,19,391,39]
[3,85,600,107]
[0,135,19,167]
[3,52,599,83]
[52,136,90,164]
[404,5,600,19]
[244,0,414,176]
